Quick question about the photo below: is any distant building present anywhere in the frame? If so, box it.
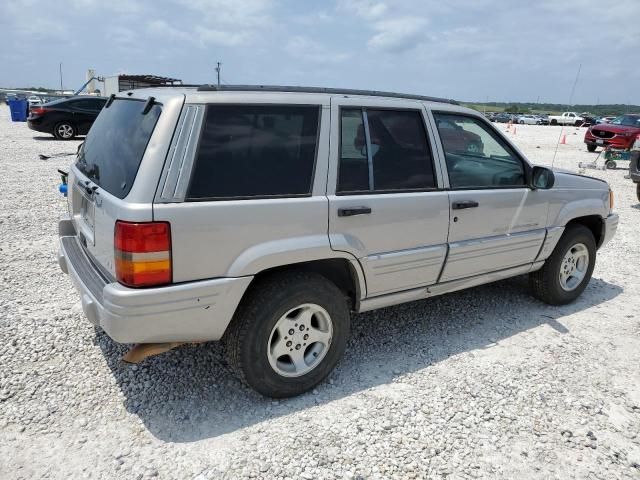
[99,74,183,97]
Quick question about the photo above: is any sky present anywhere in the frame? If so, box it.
[1,0,639,104]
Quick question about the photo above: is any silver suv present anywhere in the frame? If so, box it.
[58,85,619,397]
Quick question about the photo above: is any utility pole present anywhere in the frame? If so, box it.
[59,62,63,92]
[215,62,221,87]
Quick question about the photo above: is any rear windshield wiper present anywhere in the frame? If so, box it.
[141,96,156,115]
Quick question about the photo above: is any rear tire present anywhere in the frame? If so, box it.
[53,122,76,140]
[586,144,597,152]
[223,271,350,398]
[551,119,558,126]
[636,183,640,202]
[529,224,596,305]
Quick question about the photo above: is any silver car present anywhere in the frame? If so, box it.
[58,85,618,397]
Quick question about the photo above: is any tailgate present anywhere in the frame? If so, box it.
[66,92,185,277]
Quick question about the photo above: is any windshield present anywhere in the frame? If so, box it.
[76,99,162,199]
[611,115,640,127]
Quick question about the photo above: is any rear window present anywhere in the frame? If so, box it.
[76,99,162,199]
[187,105,320,200]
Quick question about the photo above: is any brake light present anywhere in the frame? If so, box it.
[30,107,49,116]
[114,221,172,287]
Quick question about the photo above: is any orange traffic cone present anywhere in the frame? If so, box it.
[560,134,567,144]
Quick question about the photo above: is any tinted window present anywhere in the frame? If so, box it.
[434,113,525,189]
[337,108,435,193]
[611,115,640,127]
[338,109,369,192]
[76,99,161,199]
[188,105,320,199]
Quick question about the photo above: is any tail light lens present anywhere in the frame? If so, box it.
[114,221,172,287]
[30,107,49,116]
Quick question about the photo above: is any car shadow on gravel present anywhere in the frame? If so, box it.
[96,275,621,442]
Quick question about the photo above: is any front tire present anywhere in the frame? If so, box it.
[529,224,596,305]
[586,143,597,152]
[53,122,76,140]
[223,271,350,398]
[636,183,640,202]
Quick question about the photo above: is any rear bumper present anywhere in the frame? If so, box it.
[58,219,252,343]
[601,213,619,249]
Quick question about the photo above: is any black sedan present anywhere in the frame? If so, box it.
[27,96,107,140]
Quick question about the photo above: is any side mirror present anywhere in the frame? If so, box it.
[531,166,555,190]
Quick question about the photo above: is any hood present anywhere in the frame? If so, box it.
[550,168,608,189]
[590,123,640,134]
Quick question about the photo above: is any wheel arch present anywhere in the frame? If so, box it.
[565,215,605,248]
[241,258,366,312]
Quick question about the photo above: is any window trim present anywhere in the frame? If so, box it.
[432,110,532,191]
[185,103,322,202]
[336,106,440,196]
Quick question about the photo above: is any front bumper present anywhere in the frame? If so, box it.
[584,133,633,150]
[58,219,252,343]
[600,213,619,249]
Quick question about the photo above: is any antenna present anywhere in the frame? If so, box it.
[551,64,582,168]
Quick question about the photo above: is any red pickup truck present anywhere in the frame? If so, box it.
[584,114,640,152]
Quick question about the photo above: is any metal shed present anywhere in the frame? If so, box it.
[102,74,182,96]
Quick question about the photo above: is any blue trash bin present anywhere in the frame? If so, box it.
[8,99,28,122]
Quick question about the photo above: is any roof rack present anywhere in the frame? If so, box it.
[196,84,458,105]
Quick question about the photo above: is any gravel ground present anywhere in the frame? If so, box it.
[1,107,639,480]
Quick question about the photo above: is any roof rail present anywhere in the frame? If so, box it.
[196,84,458,105]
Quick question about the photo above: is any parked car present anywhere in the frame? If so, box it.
[548,112,585,126]
[494,113,513,123]
[57,85,618,398]
[537,114,550,125]
[27,96,107,139]
[579,113,598,127]
[597,116,616,124]
[584,114,640,152]
[517,114,541,125]
[27,95,43,107]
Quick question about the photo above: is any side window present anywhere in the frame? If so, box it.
[337,108,436,193]
[338,109,369,192]
[433,113,526,189]
[187,105,320,199]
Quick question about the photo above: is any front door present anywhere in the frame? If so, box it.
[430,111,548,282]
[327,98,450,297]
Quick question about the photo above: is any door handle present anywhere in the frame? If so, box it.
[451,200,479,210]
[338,206,372,217]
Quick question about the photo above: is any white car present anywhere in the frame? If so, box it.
[518,115,540,125]
[27,95,43,107]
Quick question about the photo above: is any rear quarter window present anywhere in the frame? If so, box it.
[76,99,161,199]
[187,104,320,200]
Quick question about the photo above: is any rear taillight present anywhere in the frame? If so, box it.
[114,221,172,287]
[30,107,49,116]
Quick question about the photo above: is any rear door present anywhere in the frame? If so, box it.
[430,111,548,282]
[327,97,450,297]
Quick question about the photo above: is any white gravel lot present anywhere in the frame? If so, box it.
[1,106,639,480]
